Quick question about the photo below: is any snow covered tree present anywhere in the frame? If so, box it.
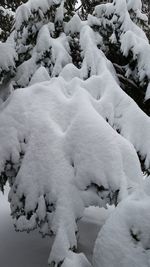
[0,6,14,41]
[0,0,27,12]
[79,0,112,17]
[142,0,150,24]
[0,0,27,42]
[0,38,17,102]
[89,0,150,114]
[1,0,150,267]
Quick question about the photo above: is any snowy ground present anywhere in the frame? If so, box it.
[0,185,102,267]
[0,185,50,267]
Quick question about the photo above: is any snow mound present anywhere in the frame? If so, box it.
[62,251,92,267]
[93,192,150,267]
[29,66,50,85]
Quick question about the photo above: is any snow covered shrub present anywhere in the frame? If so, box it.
[1,0,150,267]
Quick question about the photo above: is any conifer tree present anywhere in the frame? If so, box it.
[0,6,14,41]
[142,0,150,23]
[0,1,150,267]
[89,0,150,114]
[0,0,27,12]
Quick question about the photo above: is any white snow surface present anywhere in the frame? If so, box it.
[29,66,50,85]
[1,0,150,266]
[0,41,16,74]
[93,192,150,267]
[62,251,92,267]
[1,47,150,265]
[0,188,108,267]
[1,20,150,264]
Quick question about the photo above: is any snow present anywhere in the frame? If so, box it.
[50,34,72,77]
[15,24,71,86]
[0,186,113,267]
[36,25,51,53]
[29,66,50,85]
[65,14,84,35]
[55,0,64,23]
[0,6,14,17]
[126,0,148,21]
[0,42,16,75]
[0,0,150,266]
[93,0,150,94]
[0,186,52,267]
[0,61,147,265]
[1,19,150,263]
[15,56,37,87]
[126,0,142,11]
[15,0,64,29]
[62,251,92,267]
[15,0,61,30]
[121,31,150,82]
[13,0,150,96]
[93,192,150,267]
[80,25,104,78]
